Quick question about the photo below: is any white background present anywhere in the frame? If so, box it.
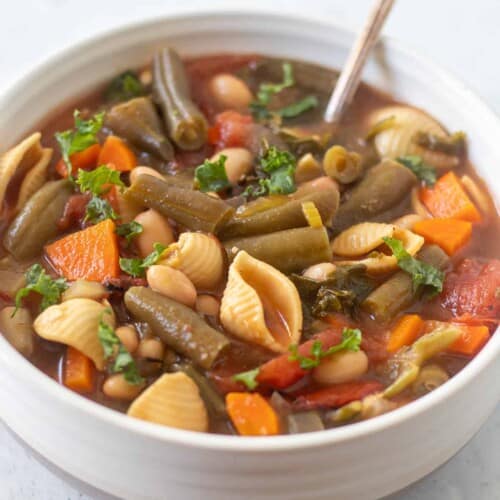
[1,1,499,499]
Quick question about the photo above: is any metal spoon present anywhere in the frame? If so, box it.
[324,0,395,124]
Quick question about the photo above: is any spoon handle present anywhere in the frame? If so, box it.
[324,0,395,124]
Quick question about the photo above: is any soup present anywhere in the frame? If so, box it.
[0,48,498,435]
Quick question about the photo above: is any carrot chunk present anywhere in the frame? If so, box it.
[55,143,101,178]
[64,346,94,393]
[413,218,472,255]
[98,135,137,172]
[226,393,279,436]
[420,171,481,222]
[448,325,490,356]
[45,219,120,282]
[387,314,424,353]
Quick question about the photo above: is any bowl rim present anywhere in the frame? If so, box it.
[0,8,498,453]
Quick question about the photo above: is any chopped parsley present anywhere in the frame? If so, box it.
[249,62,318,120]
[232,367,260,390]
[288,328,363,370]
[104,70,145,103]
[194,155,230,192]
[116,221,143,244]
[98,312,143,385]
[119,242,167,277]
[55,110,105,179]
[383,237,444,297]
[14,264,67,315]
[397,155,437,187]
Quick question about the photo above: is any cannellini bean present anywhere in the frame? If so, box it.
[209,74,253,110]
[130,166,164,184]
[115,325,139,354]
[195,294,220,316]
[134,209,175,258]
[146,265,197,307]
[62,280,108,302]
[312,350,368,385]
[137,338,165,360]
[0,307,34,357]
[294,176,339,198]
[210,148,253,185]
[392,214,424,230]
[295,153,322,183]
[103,374,145,401]
[303,262,336,281]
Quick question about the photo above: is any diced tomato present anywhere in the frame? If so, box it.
[208,111,254,150]
[57,193,91,231]
[441,258,500,318]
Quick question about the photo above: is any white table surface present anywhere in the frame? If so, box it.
[1,1,499,499]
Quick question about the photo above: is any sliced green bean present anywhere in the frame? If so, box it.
[105,96,174,160]
[153,48,208,150]
[332,160,417,232]
[225,226,331,274]
[124,287,230,369]
[124,174,234,233]
[219,189,339,239]
[4,180,73,260]
[362,244,448,322]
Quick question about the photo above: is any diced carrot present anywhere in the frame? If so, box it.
[226,393,279,436]
[387,314,425,353]
[45,219,120,282]
[413,218,472,255]
[98,135,137,172]
[64,346,94,393]
[55,143,101,178]
[420,171,481,222]
[293,380,383,411]
[448,324,490,356]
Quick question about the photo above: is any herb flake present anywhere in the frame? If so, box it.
[119,242,167,277]
[397,155,437,187]
[194,155,230,192]
[232,367,260,390]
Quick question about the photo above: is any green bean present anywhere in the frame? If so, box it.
[224,226,331,274]
[362,244,448,322]
[219,189,339,239]
[332,160,417,232]
[180,364,226,418]
[287,411,324,434]
[105,97,174,161]
[124,174,234,233]
[4,180,73,260]
[124,287,229,369]
[153,48,208,151]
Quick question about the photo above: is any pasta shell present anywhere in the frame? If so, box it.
[0,133,52,211]
[334,228,424,274]
[127,372,208,432]
[220,251,302,353]
[367,105,458,169]
[33,298,115,370]
[161,232,224,290]
[461,175,496,218]
[332,223,396,257]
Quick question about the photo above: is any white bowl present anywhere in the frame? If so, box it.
[0,10,498,500]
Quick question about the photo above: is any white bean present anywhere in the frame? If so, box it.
[195,294,220,316]
[211,148,253,185]
[294,176,339,198]
[62,280,108,302]
[146,265,197,307]
[103,374,144,401]
[130,166,164,184]
[303,262,336,281]
[392,214,423,230]
[209,74,253,110]
[115,325,139,354]
[134,209,175,258]
[312,350,368,385]
[136,338,165,360]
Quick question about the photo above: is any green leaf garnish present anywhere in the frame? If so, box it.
[383,237,444,296]
[116,221,143,244]
[288,328,362,370]
[14,264,67,315]
[104,70,145,103]
[119,242,167,277]
[249,62,317,120]
[194,155,230,192]
[396,155,437,187]
[232,367,260,390]
[98,311,144,385]
[55,110,105,179]
[245,146,297,198]
[76,165,125,196]
[84,196,118,224]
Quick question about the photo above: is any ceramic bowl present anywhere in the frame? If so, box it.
[0,10,498,500]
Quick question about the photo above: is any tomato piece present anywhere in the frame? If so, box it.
[208,111,254,149]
